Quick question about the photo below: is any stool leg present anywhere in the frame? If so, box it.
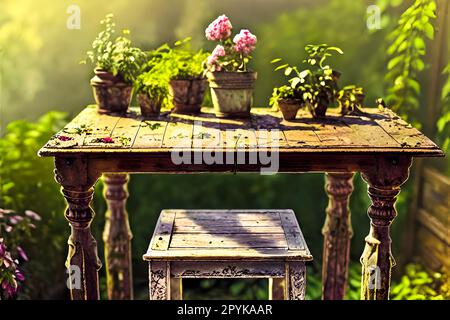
[170,278,183,300]
[149,261,170,300]
[269,278,286,300]
[286,262,306,300]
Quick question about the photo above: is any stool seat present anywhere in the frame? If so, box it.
[143,209,312,300]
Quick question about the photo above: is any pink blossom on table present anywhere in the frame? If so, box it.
[205,14,232,41]
[57,135,72,141]
[101,137,114,143]
[233,29,257,55]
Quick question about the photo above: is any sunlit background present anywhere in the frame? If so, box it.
[1,0,448,299]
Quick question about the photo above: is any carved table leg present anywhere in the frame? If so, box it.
[360,156,412,300]
[55,157,102,300]
[286,262,306,300]
[102,173,133,300]
[149,261,170,300]
[269,278,286,300]
[322,172,354,300]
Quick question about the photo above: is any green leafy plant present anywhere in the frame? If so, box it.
[384,0,436,125]
[81,13,146,83]
[269,85,297,108]
[271,44,343,116]
[134,38,209,107]
[168,38,210,79]
[337,85,365,115]
[134,44,172,107]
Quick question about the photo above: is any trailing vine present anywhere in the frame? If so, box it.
[384,0,436,126]
[437,63,450,152]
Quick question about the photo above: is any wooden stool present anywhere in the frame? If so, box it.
[143,209,312,300]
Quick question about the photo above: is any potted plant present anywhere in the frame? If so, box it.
[270,85,301,120]
[167,38,210,114]
[337,85,365,115]
[135,45,172,117]
[205,15,257,118]
[82,14,146,114]
[273,44,342,118]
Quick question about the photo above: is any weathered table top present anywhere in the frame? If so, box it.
[38,105,443,157]
[144,209,312,261]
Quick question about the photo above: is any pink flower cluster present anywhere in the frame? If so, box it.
[205,14,232,41]
[207,45,226,70]
[205,15,257,71]
[233,29,257,55]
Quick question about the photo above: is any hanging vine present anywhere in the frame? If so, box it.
[384,0,436,126]
[437,64,450,152]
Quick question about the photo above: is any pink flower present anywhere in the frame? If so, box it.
[207,45,226,65]
[233,29,257,55]
[205,14,232,41]
[207,54,218,66]
[58,135,72,141]
[17,246,28,262]
[15,270,25,282]
[101,137,114,143]
[212,44,226,57]
[207,45,226,71]
[25,210,41,221]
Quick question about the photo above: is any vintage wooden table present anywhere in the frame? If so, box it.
[38,105,444,300]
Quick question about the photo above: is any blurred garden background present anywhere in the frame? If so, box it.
[0,0,449,299]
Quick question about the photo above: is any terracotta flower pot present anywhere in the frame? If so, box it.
[169,78,207,114]
[278,99,301,120]
[90,69,133,114]
[137,93,162,118]
[207,71,257,118]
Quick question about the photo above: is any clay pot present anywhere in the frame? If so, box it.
[169,78,207,114]
[207,71,257,118]
[90,69,133,114]
[278,100,301,120]
[137,93,162,118]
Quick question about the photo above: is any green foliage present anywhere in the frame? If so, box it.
[337,85,365,115]
[437,64,450,152]
[82,13,146,83]
[255,0,388,108]
[0,111,68,298]
[169,38,210,79]
[135,44,172,106]
[134,38,209,107]
[271,44,346,116]
[391,264,449,300]
[269,85,296,107]
[384,0,436,126]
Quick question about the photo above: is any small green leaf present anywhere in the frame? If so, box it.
[424,22,434,39]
